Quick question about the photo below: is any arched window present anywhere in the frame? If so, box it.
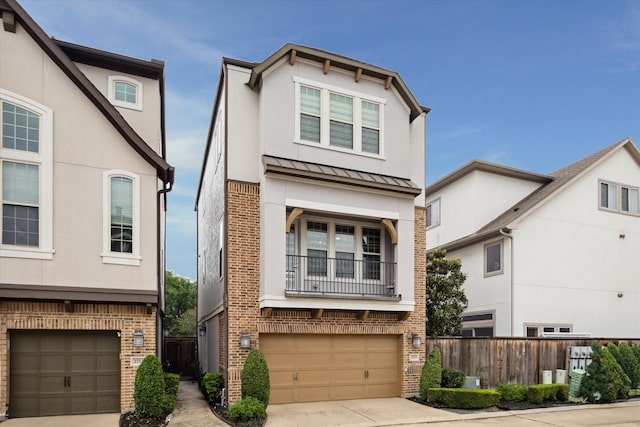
[102,170,140,265]
[108,76,143,111]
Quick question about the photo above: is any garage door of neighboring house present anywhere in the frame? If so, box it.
[9,330,120,418]
[261,334,400,404]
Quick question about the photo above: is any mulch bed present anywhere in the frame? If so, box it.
[407,395,578,414]
[209,402,266,427]
[118,411,170,427]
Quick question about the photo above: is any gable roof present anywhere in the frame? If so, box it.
[247,43,430,122]
[425,159,553,197]
[1,0,174,185]
[436,137,639,252]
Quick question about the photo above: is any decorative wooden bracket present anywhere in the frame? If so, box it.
[311,309,323,319]
[385,76,393,90]
[286,207,303,232]
[290,50,297,65]
[262,307,273,318]
[355,68,362,82]
[381,218,397,245]
[3,11,16,33]
[357,310,369,320]
[323,59,330,74]
[397,311,410,321]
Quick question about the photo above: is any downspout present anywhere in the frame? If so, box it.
[157,169,174,362]
[499,227,514,336]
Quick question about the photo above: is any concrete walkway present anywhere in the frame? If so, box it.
[169,380,227,427]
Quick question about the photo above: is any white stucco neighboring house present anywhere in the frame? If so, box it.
[426,138,640,338]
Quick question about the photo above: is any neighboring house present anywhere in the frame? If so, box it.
[196,44,428,404]
[426,138,640,338]
[0,0,173,418]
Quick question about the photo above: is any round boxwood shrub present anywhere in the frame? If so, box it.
[134,355,167,418]
[227,396,266,423]
[497,382,528,402]
[241,349,271,407]
[441,368,465,388]
[200,371,224,401]
[420,347,442,400]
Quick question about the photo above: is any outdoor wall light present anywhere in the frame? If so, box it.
[199,325,207,336]
[412,333,422,348]
[240,331,251,349]
[133,330,144,347]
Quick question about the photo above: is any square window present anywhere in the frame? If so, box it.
[484,241,502,275]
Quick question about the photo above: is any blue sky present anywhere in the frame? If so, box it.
[19,0,640,280]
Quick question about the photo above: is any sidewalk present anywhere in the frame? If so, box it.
[169,380,227,427]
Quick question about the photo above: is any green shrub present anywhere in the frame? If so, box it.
[420,347,442,400]
[526,384,568,404]
[164,373,180,397]
[441,368,465,388]
[241,349,270,407]
[134,355,167,418]
[632,344,640,366]
[497,383,528,402]
[427,388,500,409]
[607,342,621,362]
[618,342,640,389]
[162,393,177,415]
[579,341,631,402]
[200,372,224,401]
[227,396,266,423]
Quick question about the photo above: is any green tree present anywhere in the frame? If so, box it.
[165,271,197,336]
[426,249,468,336]
[579,341,630,402]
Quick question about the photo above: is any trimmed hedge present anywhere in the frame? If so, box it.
[427,388,500,409]
[134,355,167,418]
[227,396,266,423]
[526,384,568,404]
[420,347,442,400]
[241,349,271,407]
[200,372,224,401]
[164,373,180,397]
[497,383,528,402]
[441,368,465,389]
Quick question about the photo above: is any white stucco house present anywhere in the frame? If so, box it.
[426,138,640,338]
[196,43,429,404]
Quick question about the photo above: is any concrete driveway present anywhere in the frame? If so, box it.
[1,413,120,427]
[266,398,640,426]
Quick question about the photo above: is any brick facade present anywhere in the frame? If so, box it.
[0,300,156,413]
[223,180,427,402]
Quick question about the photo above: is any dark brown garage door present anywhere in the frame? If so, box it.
[10,330,120,418]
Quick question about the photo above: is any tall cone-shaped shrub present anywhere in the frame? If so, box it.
[420,347,442,400]
[241,349,271,407]
[134,355,166,418]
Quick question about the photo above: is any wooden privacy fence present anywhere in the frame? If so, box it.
[164,337,197,375]
[426,337,640,390]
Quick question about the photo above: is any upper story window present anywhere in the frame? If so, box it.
[0,89,53,260]
[484,239,503,277]
[294,77,385,157]
[102,170,141,265]
[108,76,143,111]
[600,180,639,215]
[426,198,440,228]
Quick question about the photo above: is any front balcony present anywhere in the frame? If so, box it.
[285,255,397,299]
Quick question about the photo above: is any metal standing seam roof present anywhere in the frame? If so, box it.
[263,155,422,196]
[436,137,638,252]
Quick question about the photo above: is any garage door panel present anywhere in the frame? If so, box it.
[296,386,330,402]
[10,330,120,418]
[261,334,399,404]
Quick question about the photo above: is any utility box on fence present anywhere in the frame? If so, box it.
[463,376,480,389]
[569,369,586,398]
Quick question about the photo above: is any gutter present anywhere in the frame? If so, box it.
[499,227,514,336]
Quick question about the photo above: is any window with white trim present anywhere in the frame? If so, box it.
[600,180,639,215]
[462,311,495,337]
[108,76,143,111]
[102,170,140,265]
[525,324,572,337]
[294,77,385,156]
[0,89,53,259]
[426,198,440,228]
[484,240,503,277]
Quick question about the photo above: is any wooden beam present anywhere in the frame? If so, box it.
[323,59,330,74]
[290,50,297,65]
[381,219,398,245]
[355,68,362,82]
[286,207,304,232]
[2,11,16,33]
[358,310,369,320]
[311,309,323,319]
[385,76,393,90]
[262,307,273,318]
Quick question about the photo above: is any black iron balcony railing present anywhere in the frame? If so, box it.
[286,254,396,297]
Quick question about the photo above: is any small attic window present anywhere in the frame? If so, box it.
[108,76,143,111]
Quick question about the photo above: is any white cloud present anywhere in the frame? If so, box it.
[436,125,482,141]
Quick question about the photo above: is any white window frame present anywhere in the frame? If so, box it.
[461,310,495,337]
[0,89,54,260]
[483,239,503,277]
[524,324,573,337]
[108,76,143,111]
[297,216,385,283]
[599,179,640,216]
[426,198,440,229]
[293,76,385,158]
[102,170,141,265]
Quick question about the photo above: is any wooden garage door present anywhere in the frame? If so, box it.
[261,334,400,404]
[10,330,120,418]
